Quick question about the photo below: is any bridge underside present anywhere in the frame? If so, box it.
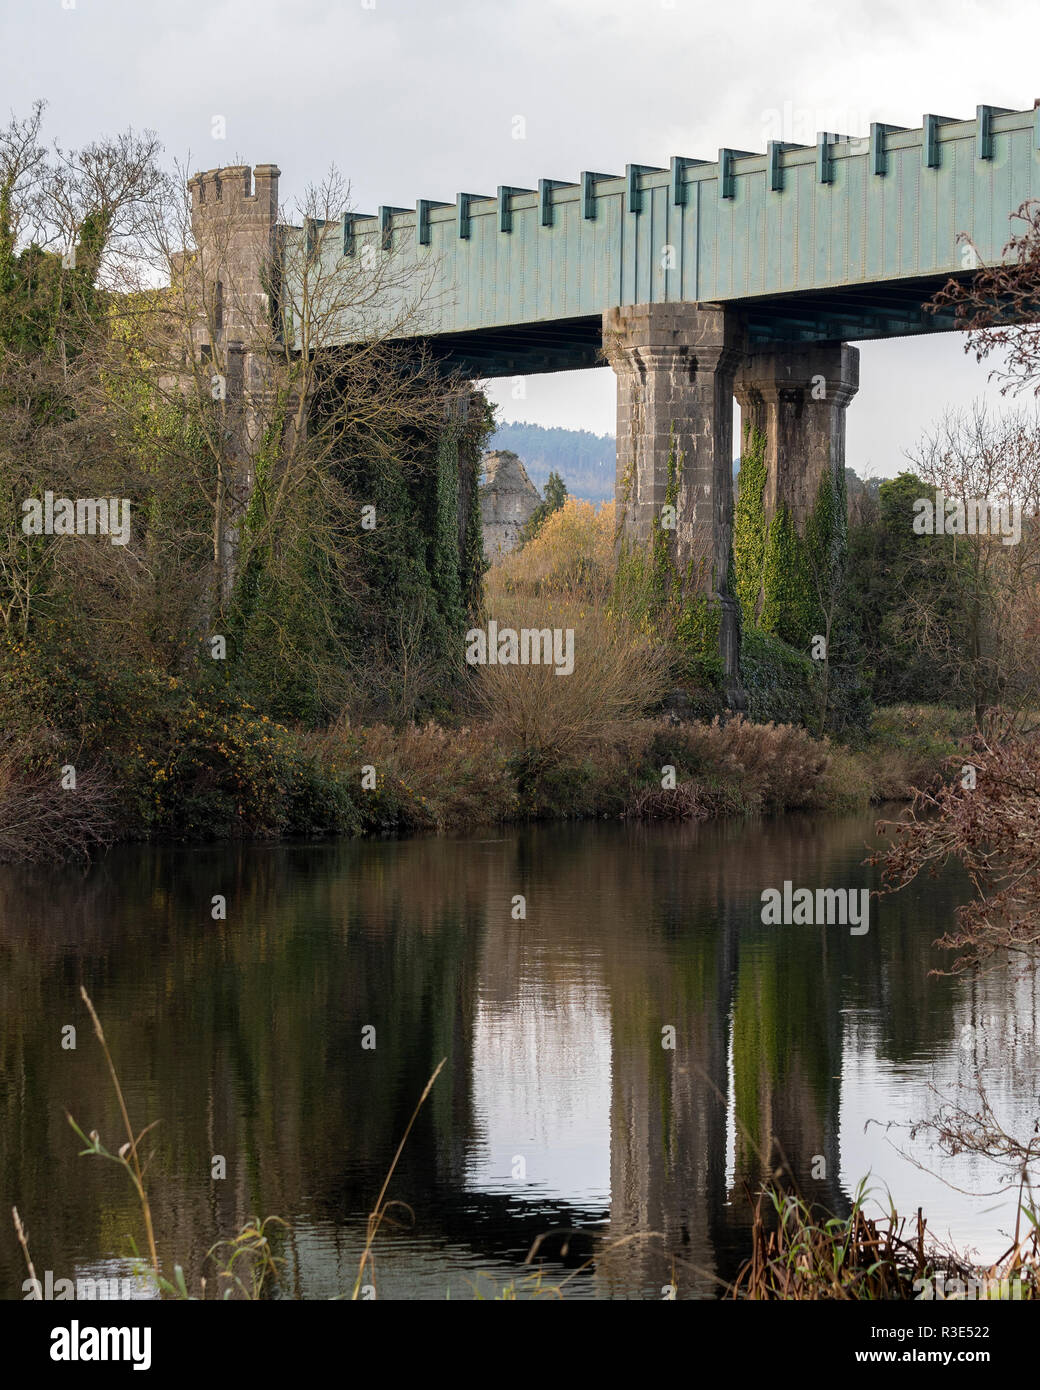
[420,272,967,379]
[190,121,1036,710]
[415,277,975,710]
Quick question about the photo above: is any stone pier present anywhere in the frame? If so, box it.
[605,302,744,706]
[734,342,859,538]
[606,304,859,701]
[734,343,859,640]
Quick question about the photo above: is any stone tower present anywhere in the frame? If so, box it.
[185,164,282,601]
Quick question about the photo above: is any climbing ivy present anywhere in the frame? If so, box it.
[459,403,490,616]
[0,185,108,360]
[614,430,724,688]
[759,504,815,648]
[734,419,845,653]
[221,381,493,723]
[733,422,768,626]
[430,419,464,632]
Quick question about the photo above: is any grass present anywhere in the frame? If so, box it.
[351,1057,446,1300]
[732,1179,1040,1301]
[336,706,964,836]
[15,988,290,1301]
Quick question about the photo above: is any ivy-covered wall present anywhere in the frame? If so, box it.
[615,433,724,694]
[732,420,870,733]
[733,422,847,652]
[228,384,493,722]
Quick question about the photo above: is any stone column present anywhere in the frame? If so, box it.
[739,341,862,525]
[734,342,859,536]
[605,302,744,708]
[733,343,858,642]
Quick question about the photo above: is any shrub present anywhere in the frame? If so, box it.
[0,733,117,864]
[354,720,516,831]
[740,626,818,726]
[471,592,670,779]
[489,497,618,600]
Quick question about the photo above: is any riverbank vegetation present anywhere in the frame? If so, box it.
[733,1180,1040,1301]
[1,104,1037,868]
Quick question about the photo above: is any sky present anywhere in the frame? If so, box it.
[3,0,1039,477]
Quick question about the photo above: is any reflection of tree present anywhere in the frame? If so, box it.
[0,840,483,1295]
[0,811,968,1298]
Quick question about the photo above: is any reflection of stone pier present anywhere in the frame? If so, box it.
[604,981,731,1298]
[596,843,740,1298]
[7,813,956,1301]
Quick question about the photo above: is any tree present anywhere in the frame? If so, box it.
[905,405,1040,726]
[930,199,1040,398]
[843,420,1040,724]
[0,102,492,750]
[114,158,490,718]
[874,719,1040,972]
[515,468,568,549]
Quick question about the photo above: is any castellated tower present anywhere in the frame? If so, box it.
[185,164,283,602]
[186,163,280,346]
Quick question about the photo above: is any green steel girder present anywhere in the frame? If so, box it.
[281,103,1040,363]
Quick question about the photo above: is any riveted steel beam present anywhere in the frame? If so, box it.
[976,104,1012,160]
[581,171,620,220]
[497,185,534,233]
[378,206,409,251]
[456,191,491,239]
[766,141,807,192]
[923,113,964,168]
[626,163,666,214]
[869,122,907,176]
[417,199,451,247]
[538,179,573,227]
[670,156,708,205]
[718,148,755,199]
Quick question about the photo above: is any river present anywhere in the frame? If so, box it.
[1,809,1036,1299]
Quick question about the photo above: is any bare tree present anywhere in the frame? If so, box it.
[904,404,1040,726]
[929,199,1040,398]
[874,717,1040,973]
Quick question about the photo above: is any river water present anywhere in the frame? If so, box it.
[1,810,1037,1299]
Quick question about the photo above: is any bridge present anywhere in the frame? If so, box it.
[188,102,1040,703]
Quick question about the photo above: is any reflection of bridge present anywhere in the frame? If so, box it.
[193,104,1040,698]
[265,825,856,1298]
[452,823,852,1297]
[0,823,955,1300]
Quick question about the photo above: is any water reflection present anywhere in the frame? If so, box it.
[0,812,1033,1299]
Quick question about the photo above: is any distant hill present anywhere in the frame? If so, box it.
[487,421,615,502]
[487,423,877,511]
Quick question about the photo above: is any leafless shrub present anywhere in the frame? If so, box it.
[874,716,1040,971]
[0,736,116,864]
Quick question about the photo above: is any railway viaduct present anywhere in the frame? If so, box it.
[188,103,1040,702]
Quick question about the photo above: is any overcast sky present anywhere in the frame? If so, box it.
[3,0,1039,475]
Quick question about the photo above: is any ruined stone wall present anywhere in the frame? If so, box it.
[479,450,541,561]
